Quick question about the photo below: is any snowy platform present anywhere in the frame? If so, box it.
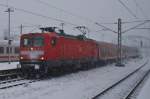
[0,62,19,71]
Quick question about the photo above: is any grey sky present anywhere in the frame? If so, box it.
[0,0,150,44]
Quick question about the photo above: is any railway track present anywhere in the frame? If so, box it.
[0,78,24,84]
[0,68,41,90]
[0,68,21,80]
[92,60,149,99]
[124,69,150,99]
[0,78,39,89]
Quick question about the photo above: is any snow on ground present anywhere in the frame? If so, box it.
[0,58,148,99]
[137,71,150,99]
[0,62,19,70]
[97,62,150,99]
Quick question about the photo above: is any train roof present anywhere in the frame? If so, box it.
[21,32,94,41]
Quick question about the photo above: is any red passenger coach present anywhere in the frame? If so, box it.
[19,27,139,77]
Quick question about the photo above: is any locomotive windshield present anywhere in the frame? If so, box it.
[22,36,44,47]
[22,38,31,47]
[33,36,44,47]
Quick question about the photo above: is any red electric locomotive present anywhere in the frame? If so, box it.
[20,27,99,76]
[19,27,139,77]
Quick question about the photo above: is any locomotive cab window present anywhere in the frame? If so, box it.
[33,36,44,47]
[22,38,31,47]
[51,38,57,46]
[22,37,44,47]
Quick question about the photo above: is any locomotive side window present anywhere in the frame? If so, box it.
[51,38,57,46]
[0,47,4,54]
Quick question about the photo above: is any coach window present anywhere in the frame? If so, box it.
[15,47,19,53]
[6,47,12,54]
[6,47,9,54]
[10,47,12,53]
[101,48,105,57]
[0,47,4,54]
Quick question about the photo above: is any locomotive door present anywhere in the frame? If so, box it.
[60,38,64,60]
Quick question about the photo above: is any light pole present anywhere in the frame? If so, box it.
[5,8,14,64]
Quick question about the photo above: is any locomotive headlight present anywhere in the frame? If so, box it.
[20,56,24,60]
[40,57,44,60]
[30,47,33,51]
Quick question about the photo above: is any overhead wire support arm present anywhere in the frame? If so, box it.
[122,20,150,33]
[135,28,150,30]
[95,22,117,33]
[121,20,150,24]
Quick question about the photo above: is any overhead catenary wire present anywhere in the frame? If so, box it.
[135,28,150,30]
[0,4,93,35]
[98,20,150,24]
[122,20,150,24]
[132,0,149,19]
[33,0,150,38]
[96,20,150,34]
[34,0,149,25]
[26,0,150,25]
[131,0,150,33]
[1,2,149,36]
[1,3,148,26]
[0,3,79,27]
[33,0,95,23]
[34,0,130,26]
[33,0,115,33]
[122,20,150,33]
[117,0,138,19]
[126,35,150,41]
[95,22,117,33]
[0,3,106,35]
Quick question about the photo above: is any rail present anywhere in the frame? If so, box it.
[92,60,148,99]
